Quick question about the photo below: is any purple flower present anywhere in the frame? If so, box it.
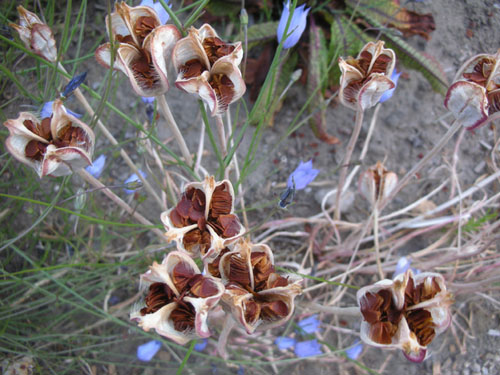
[140,0,170,25]
[297,314,321,334]
[40,101,82,119]
[288,160,319,190]
[85,154,106,179]
[275,336,297,350]
[345,340,363,360]
[123,170,147,194]
[194,338,208,351]
[379,69,401,103]
[277,1,310,49]
[137,340,161,361]
[294,339,322,358]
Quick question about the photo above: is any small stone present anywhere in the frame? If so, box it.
[449,344,456,354]
[463,369,470,375]
[482,367,489,375]
[472,363,481,372]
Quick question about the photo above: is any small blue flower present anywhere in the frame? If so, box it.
[275,336,297,350]
[297,314,321,334]
[294,339,322,358]
[62,72,87,98]
[392,256,411,278]
[40,101,82,119]
[379,69,401,103]
[288,160,319,190]
[140,0,170,25]
[194,339,208,351]
[85,154,106,179]
[392,256,420,278]
[137,340,161,361]
[141,96,155,104]
[237,365,245,375]
[123,170,147,194]
[277,1,310,49]
[345,340,363,360]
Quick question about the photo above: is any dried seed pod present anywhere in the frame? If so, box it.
[131,251,224,345]
[4,100,94,177]
[95,2,180,97]
[444,49,500,129]
[161,176,245,262]
[219,240,302,334]
[359,161,398,206]
[357,270,453,362]
[172,24,245,116]
[339,41,396,111]
[10,6,57,62]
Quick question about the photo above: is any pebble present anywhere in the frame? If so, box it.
[472,363,481,372]
[482,368,489,375]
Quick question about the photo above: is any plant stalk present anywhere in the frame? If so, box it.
[334,108,364,220]
[157,94,193,166]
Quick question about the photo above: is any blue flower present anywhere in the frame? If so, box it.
[275,336,297,350]
[194,338,208,351]
[141,96,155,104]
[85,154,106,179]
[297,314,321,334]
[40,101,82,119]
[277,1,310,49]
[123,170,147,194]
[392,256,420,278]
[294,339,322,358]
[288,160,319,190]
[137,340,161,361]
[379,69,401,103]
[345,340,363,360]
[392,256,411,278]
[140,0,170,25]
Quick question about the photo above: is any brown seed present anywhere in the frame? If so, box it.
[170,301,196,331]
[189,275,219,298]
[260,300,288,320]
[141,282,175,315]
[172,261,197,292]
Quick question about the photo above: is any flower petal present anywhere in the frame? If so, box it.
[137,340,162,361]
